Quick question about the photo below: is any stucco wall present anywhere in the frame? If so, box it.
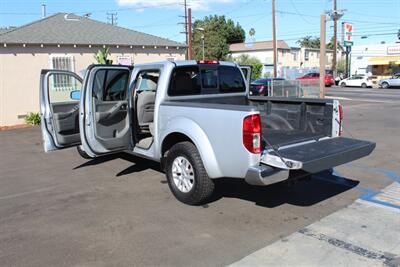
[0,45,185,126]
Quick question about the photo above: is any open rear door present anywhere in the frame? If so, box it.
[39,70,83,152]
[80,65,133,157]
[240,65,252,89]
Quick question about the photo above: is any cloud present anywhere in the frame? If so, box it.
[116,0,234,11]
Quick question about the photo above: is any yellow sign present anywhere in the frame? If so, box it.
[369,56,400,65]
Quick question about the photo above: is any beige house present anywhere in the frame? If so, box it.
[229,40,334,76]
[0,13,185,126]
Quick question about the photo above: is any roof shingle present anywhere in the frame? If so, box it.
[0,13,184,47]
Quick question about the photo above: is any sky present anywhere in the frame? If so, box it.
[0,0,399,47]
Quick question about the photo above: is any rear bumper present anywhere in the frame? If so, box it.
[245,165,289,186]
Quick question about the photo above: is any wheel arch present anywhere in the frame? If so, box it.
[159,119,223,178]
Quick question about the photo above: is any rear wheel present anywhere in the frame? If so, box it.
[165,142,215,205]
[361,83,367,88]
[381,82,389,89]
[76,145,92,159]
[340,82,346,87]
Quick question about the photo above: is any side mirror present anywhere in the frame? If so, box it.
[70,90,81,100]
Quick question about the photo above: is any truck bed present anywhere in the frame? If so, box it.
[173,96,334,148]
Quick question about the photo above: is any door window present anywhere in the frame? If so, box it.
[92,69,130,101]
[48,73,82,103]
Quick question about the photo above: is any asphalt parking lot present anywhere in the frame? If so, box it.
[0,87,399,267]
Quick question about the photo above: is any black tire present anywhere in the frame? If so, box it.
[361,83,367,88]
[340,82,346,87]
[77,145,92,159]
[165,142,215,205]
[381,82,389,89]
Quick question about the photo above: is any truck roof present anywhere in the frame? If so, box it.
[134,60,238,68]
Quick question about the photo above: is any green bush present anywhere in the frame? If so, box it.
[25,112,41,125]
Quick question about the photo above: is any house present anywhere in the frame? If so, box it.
[0,13,185,126]
[351,43,400,79]
[229,40,334,77]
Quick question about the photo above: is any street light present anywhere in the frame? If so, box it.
[196,27,205,60]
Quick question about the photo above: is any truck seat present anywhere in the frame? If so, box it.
[136,78,157,132]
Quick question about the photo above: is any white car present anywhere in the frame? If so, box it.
[340,75,373,88]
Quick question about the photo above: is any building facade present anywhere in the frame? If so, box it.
[229,40,334,78]
[350,43,400,78]
[0,13,185,126]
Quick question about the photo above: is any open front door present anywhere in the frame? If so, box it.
[40,70,83,152]
[80,65,133,157]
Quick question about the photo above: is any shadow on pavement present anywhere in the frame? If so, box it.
[74,155,359,208]
[73,152,161,176]
[209,170,359,208]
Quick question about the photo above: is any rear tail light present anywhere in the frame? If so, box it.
[243,114,262,154]
[339,104,344,136]
[197,60,219,64]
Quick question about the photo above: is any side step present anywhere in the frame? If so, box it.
[261,137,376,173]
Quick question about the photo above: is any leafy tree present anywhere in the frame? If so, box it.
[297,36,342,51]
[296,36,320,48]
[193,15,245,60]
[94,48,113,64]
[249,28,256,37]
[337,58,346,74]
[233,54,263,80]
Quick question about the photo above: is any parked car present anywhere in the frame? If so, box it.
[379,73,400,88]
[296,72,335,87]
[39,60,375,205]
[340,75,373,88]
[250,78,285,96]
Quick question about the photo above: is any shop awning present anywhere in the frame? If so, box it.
[369,56,400,65]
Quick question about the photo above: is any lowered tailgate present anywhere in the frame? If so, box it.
[261,137,375,173]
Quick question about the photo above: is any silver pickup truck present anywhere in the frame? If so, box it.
[39,60,375,205]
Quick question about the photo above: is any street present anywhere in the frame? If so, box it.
[0,87,399,267]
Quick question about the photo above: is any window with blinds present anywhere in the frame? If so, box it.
[50,56,75,91]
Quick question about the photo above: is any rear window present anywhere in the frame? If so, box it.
[168,65,246,96]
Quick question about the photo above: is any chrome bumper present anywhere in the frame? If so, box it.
[244,165,289,186]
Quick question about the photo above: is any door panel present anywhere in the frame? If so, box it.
[80,65,133,156]
[40,70,82,152]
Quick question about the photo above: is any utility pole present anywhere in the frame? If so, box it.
[272,0,277,78]
[179,0,189,59]
[332,0,337,77]
[107,12,118,25]
[320,14,326,98]
[188,8,193,60]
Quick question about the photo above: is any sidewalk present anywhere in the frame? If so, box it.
[229,182,400,267]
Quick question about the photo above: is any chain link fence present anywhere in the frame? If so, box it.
[269,80,320,98]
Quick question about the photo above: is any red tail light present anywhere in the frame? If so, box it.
[197,60,219,64]
[339,104,344,136]
[243,114,262,154]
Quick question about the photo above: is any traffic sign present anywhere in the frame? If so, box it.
[343,22,353,47]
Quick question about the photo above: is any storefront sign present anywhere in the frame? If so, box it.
[387,46,400,55]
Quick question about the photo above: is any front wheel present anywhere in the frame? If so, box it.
[361,83,367,88]
[340,82,346,87]
[381,82,389,89]
[165,142,215,205]
[76,145,92,159]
